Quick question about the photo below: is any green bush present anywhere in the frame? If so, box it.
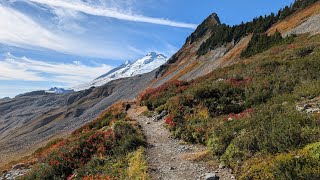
[191,81,245,116]
[215,102,320,172]
[239,142,320,179]
[241,32,294,58]
[19,164,56,180]
[208,119,247,156]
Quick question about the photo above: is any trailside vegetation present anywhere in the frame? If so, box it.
[20,102,148,180]
[139,34,320,179]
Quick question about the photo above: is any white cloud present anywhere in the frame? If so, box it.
[0,53,113,86]
[0,59,45,81]
[51,6,87,34]
[0,4,139,59]
[0,5,67,52]
[28,0,197,29]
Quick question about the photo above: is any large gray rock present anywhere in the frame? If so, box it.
[153,110,168,121]
[205,173,220,180]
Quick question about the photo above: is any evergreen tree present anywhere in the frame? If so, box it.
[196,0,318,57]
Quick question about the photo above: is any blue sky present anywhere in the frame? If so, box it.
[0,0,295,98]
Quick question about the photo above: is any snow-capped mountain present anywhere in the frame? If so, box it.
[46,87,74,94]
[75,52,168,90]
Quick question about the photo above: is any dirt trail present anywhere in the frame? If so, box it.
[127,106,234,180]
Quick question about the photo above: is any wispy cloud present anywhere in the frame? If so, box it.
[0,4,140,59]
[0,5,67,52]
[28,0,197,29]
[0,53,113,86]
[51,7,87,34]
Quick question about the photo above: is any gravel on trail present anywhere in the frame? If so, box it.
[127,106,235,180]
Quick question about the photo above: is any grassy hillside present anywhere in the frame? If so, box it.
[139,33,320,179]
[18,102,149,180]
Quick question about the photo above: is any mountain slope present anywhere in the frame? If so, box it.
[151,1,320,88]
[139,33,320,179]
[0,71,156,167]
[75,52,167,90]
[1,0,320,174]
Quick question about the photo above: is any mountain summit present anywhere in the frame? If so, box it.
[46,87,74,94]
[75,52,167,90]
[186,13,220,44]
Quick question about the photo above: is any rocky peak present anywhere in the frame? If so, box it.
[187,13,221,44]
[146,52,157,57]
[205,13,221,26]
[146,52,166,59]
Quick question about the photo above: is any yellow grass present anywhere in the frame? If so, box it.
[182,150,210,161]
[127,148,150,180]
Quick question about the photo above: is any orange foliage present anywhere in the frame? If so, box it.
[267,1,320,35]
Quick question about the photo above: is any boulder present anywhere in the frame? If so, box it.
[152,110,168,121]
[205,173,220,180]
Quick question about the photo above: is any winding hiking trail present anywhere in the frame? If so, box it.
[128,105,234,180]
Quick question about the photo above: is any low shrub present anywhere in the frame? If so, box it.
[239,142,320,179]
[22,104,147,180]
[138,80,189,110]
[137,34,320,178]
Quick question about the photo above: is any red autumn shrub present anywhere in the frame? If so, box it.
[137,80,189,109]
[224,108,254,121]
[165,116,176,128]
[45,130,115,176]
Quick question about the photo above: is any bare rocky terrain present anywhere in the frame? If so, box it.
[286,13,320,36]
